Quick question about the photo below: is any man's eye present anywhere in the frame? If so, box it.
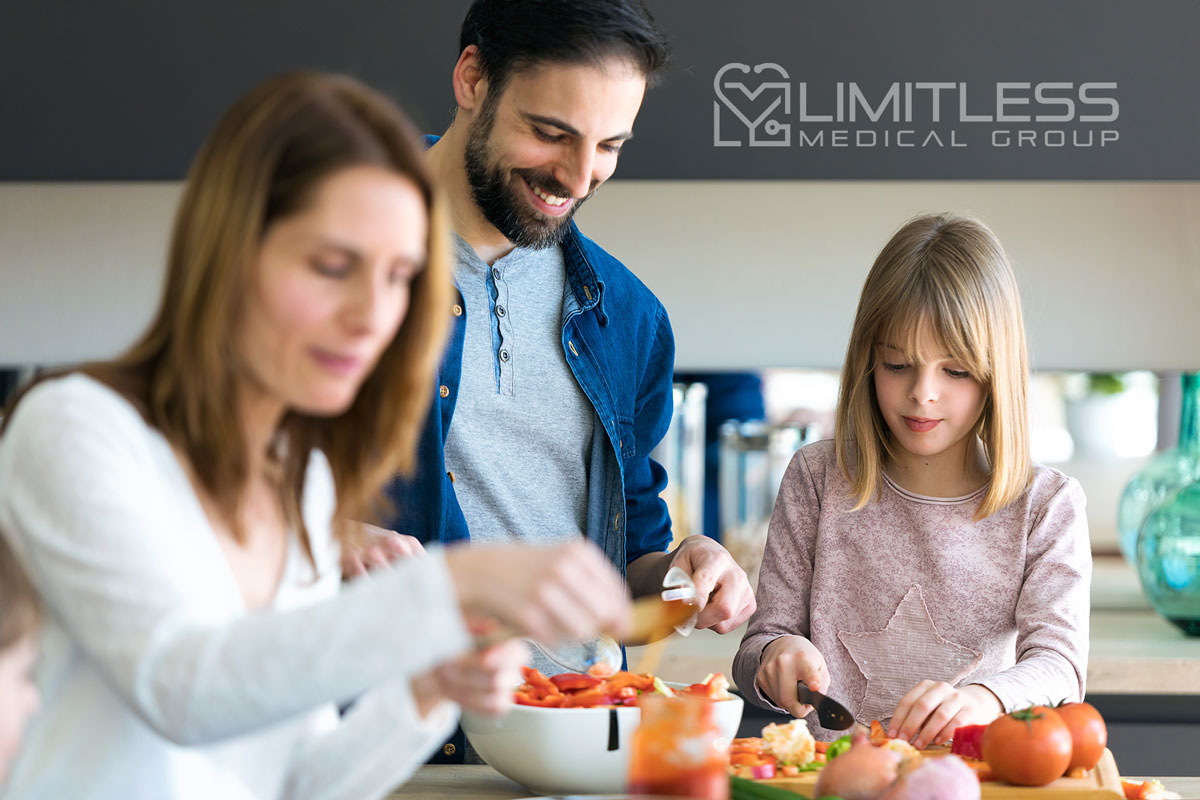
[533,128,563,143]
[600,142,623,155]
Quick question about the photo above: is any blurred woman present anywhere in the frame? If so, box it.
[0,533,40,788]
[0,72,629,800]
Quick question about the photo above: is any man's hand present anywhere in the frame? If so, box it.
[667,535,756,634]
[889,681,1004,749]
[341,523,425,579]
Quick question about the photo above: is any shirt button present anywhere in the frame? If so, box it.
[447,470,455,483]
[439,385,450,398]
[452,303,463,317]
[442,743,457,756]
[496,304,506,317]
[499,349,510,362]
[492,267,501,281]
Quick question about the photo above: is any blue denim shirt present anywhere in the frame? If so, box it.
[382,218,676,573]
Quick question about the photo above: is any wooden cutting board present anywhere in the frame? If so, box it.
[757,748,1124,798]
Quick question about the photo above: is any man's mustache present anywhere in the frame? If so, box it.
[513,168,596,202]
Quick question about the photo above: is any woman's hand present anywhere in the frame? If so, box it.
[755,634,829,718]
[341,523,425,579]
[445,541,631,644]
[888,681,1003,749]
[420,639,530,717]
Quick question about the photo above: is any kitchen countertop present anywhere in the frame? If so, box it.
[388,765,1200,799]
[625,556,1200,696]
[385,560,1200,799]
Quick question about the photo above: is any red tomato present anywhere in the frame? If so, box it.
[981,706,1073,786]
[1056,702,1108,770]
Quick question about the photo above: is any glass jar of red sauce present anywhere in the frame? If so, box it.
[627,694,729,799]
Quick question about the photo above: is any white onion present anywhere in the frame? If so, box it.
[878,754,981,800]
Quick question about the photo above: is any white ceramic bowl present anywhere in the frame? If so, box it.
[461,684,744,796]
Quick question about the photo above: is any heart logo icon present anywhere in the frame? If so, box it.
[713,62,792,147]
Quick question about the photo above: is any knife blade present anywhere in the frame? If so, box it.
[796,683,855,731]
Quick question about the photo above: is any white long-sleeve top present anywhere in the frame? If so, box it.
[0,374,473,799]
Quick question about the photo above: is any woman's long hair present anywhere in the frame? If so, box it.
[6,72,452,559]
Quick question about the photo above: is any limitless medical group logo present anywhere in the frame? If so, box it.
[713,63,1120,150]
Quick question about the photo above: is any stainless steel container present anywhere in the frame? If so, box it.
[650,382,707,546]
[719,420,821,586]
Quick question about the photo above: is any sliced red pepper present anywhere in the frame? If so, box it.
[521,666,558,695]
[515,690,565,707]
[869,719,890,745]
[949,724,988,761]
[550,673,602,691]
[606,672,655,691]
[562,692,617,708]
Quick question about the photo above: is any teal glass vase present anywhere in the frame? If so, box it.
[1117,374,1200,563]
[1137,480,1200,635]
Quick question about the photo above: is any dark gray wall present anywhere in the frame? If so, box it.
[1,1,1197,180]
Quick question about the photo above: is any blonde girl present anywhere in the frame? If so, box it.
[733,213,1090,746]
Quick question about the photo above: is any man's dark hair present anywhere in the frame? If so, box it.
[460,0,672,98]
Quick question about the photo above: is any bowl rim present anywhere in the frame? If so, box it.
[466,681,744,718]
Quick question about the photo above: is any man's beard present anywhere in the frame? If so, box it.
[463,102,595,249]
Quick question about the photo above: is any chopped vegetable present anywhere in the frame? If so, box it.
[682,672,734,700]
[513,667,732,709]
[949,724,988,761]
[549,672,602,692]
[731,752,778,780]
[826,735,852,760]
[761,718,816,767]
[1122,779,1182,800]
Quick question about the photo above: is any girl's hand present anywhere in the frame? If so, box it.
[889,681,1003,749]
[445,541,632,644]
[755,634,830,719]
[341,523,425,579]
[424,639,530,717]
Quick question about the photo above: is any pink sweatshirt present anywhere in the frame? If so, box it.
[732,440,1091,738]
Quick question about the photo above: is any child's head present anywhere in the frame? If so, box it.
[0,533,40,784]
[835,213,1031,518]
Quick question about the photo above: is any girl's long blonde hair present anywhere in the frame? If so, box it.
[835,213,1031,519]
[5,72,453,559]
